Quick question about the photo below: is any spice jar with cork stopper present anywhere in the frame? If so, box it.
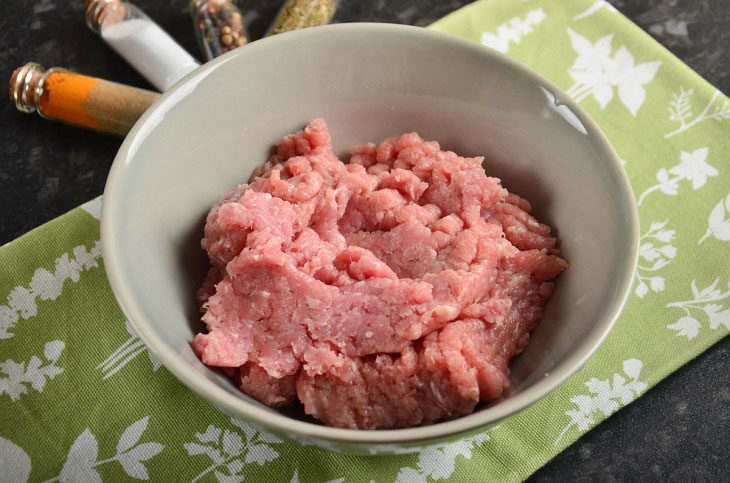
[9,62,159,136]
[190,0,248,61]
[84,0,200,91]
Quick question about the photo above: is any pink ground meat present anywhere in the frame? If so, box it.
[192,118,568,429]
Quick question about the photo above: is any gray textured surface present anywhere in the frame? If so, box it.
[0,0,728,480]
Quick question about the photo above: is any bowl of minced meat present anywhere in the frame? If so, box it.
[101,24,639,451]
[193,118,569,430]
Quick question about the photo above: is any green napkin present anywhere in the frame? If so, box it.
[2,0,729,481]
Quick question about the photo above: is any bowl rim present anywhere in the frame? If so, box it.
[101,22,640,445]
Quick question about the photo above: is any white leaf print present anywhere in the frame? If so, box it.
[565,28,661,115]
[245,444,279,465]
[568,28,595,56]
[0,240,101,339]
[227,460,244,475]
[658,245,676,257]
[668,86,693,122]
[418,447,455,480]
[480,8,546,53]
[43,340,65,362]
[650,259,669,270]
[118,456,149,480]
[1,340,65,402]
[59,429,100,483]
[48,417,164,482]
[656,167,669,184]
[609,45,633,77]
[395,432,490,482]
[658,181,678,196]
[667,316,701,339]
[26,357,46,391]
[628,60,663,84]
[571,394,594,414]
[222,430,244,458]
[585,377,611,395]
[117,442,164,479]
[593,82,614,108]
[595,397,621,417]
[634,222,676,298]
[0,307,18,340]
[197,424,223,444]
[709,199,729,228]
[30,268,62,301]
[480,33,508,53]
[611,374,636,404]
[187,419,284,482]
[622,358,643,379]
[124,442,164,462]
[699,278,721,299]
[593,34,614,60]
[566,408,593,431]
[703,304,723,315]
[650,221,670,234]
[650,277,665,292]
[229,418,262,442]
[184,442,225,464]
[117,416,150,453]
[40,364,61,381]
[699,193,730,244]
[705,305,730,330]
[638,148,717,205]
[0,437,32,483]
[618,81,646,116]
[671,148,716,188]
[667,279,730,338]
[8,287,35,319]
[616,58,662,116]
[665,89,730,138]
[556,358,647,444]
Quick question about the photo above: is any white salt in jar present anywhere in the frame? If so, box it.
[85,0,201,91]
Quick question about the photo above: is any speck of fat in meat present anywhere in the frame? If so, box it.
[192,118,568,429]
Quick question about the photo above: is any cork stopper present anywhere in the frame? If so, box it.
[9,62,44,113]
[84,0,119,32]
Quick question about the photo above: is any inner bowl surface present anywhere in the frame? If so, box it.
[101,23,638,448]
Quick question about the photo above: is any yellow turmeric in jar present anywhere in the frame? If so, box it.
[10,62,159,136]
[40,71,100,130]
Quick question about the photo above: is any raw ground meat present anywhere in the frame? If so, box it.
[192,118,568,429]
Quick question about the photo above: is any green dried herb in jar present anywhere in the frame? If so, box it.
[265,0,339,37]
[190,0,248,61]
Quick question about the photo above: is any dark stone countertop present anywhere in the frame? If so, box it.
[0,0,728,480]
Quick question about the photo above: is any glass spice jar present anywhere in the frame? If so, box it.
[84,0,200,91]
[265,0,339,37]
[190,0,248,61]
[9,62,159,136]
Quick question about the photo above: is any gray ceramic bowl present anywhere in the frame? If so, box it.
[101,23,639,454]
